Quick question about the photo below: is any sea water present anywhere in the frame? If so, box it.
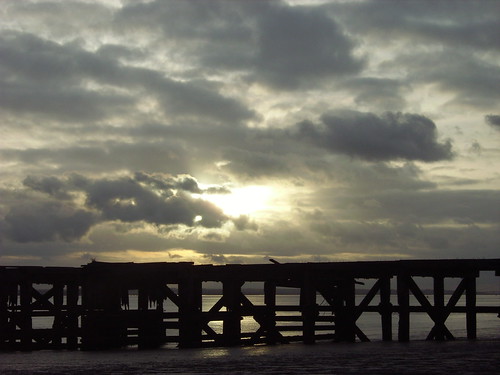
[1,294,499,374]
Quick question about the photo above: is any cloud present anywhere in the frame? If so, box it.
[4,173,232,244]
[294,111,453,162]
[81,174,228,228]
[339,77,409,110]
[326,189,500,225]
[253,2,364,89]
[232,215,259,231]
[5,200,96,243]
[116,0,363,90]
[23,175,71,200]
[0,31,255,125]
[485,114,500,130]
[405,51,500,110]
[332,1,500,52]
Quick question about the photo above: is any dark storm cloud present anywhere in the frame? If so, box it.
[23,175,71,200]
[84,176,225,228]
[116,0,363,90]
[5,200,96,243]
[253,2,363,89]
[331,0,500,51]
[295,111,453,162]
[134,172,202,195]
[10,173,230,243]
[485,115,500,130]
[0,31,254,124]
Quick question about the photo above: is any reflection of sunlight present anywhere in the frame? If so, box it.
[203,186,273,217]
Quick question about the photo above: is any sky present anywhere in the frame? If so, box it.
[0,0,499,267]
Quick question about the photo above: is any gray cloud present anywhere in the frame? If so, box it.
[20,173,230,238]
[5,200,96,243]
[23,175,71,200]
[406,52,500,109]
[327,189,500,225]
[253,2,363,89]
[485,115,500,130]
[116,0,363,90]
[331,1,500,51]
[295,111,453,162]
[339,77,409,111]
[0,31,254,125]
[85,177,226,228]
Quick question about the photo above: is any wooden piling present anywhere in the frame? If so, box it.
[300,273,316,345]
[66,282,79,349]
[222,280,242,346]
[264,281,277,345]
[19,280,32,350]
[379,277,392,341]
[465,276,477,340]
[178,277,202,348]
[433,276,445,341]
[397,274,410,342]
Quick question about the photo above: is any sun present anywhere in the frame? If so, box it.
[202,185,273,217]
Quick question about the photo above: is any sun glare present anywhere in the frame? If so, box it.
[203,185,273,217]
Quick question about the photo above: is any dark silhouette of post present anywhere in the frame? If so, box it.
[397,274,410,342]
[465,276,477,340]
[433,276,445,340]
[264,281,277,345]
[178,277,202,348]
[300,272,316,344]
[222,280,242,346]
[379,277,393,341]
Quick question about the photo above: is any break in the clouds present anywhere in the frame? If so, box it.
[0,0,499,266]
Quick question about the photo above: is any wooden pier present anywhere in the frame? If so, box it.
[1,259,499,351]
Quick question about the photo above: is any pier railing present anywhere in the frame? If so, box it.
[1,259,499,350]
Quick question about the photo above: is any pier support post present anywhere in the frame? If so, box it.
[333,278,356,342]
[397,274,410,342]
[138,286,165,349]
[66,282,79,350]
[379,277,392,341]
[300,274,316,345]
[20,280,32,350]
[0,282,9,349]
[178,278,202,348]
[433,276,445,341]
[52,282,64,347]
[465,276,477,340]
[264,281,277,345]
[222,280,242,346]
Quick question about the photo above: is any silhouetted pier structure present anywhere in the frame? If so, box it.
[1,259,499,351]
